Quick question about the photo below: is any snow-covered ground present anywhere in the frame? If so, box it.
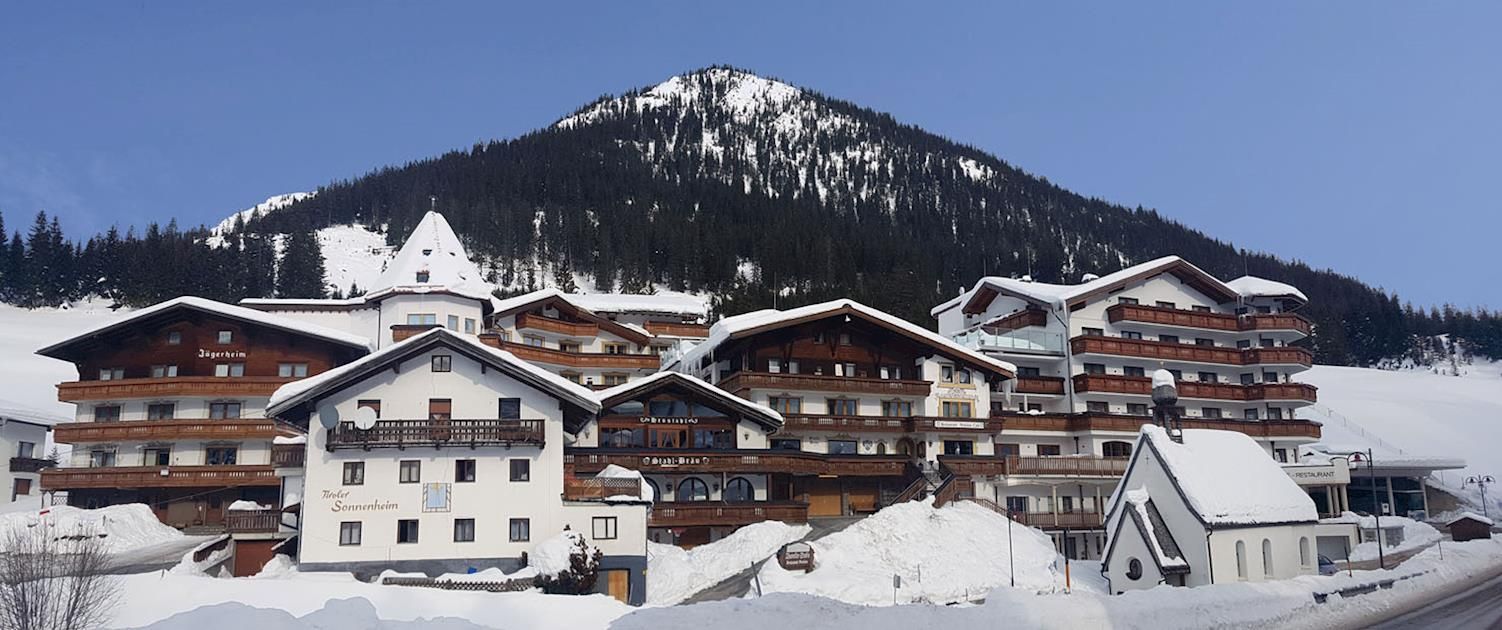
[646,520,811,605]
[0,503,183,553]
[1319,513,1444,563]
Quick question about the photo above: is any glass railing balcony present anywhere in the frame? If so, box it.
[953,328,1065,355]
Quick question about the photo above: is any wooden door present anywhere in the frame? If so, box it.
[605,569,630,603]
[11,479,30,501]
[804,478,844,517]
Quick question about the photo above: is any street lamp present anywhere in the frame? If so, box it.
[1347,449,1382,570]
[1464,475,1496,519]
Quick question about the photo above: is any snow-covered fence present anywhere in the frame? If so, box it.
[1310,568,1434,604]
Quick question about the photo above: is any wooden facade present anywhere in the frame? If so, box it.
[1071,336,1314,367]
[41,464,278,489]
[1105,303,1313,336]
[481,339,661,369]
[991,411,1323,439]
[1072,373,1318,403]
[53,418,287,444]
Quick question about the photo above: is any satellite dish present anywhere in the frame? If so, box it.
[317,404,340,430]
[351,406,378,431]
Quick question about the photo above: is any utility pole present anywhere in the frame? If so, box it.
[1349,450,1383,570]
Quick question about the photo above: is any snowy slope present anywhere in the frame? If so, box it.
[0,300,127,419]
[209,193,314,235]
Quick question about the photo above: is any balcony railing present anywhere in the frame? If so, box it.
[910,417,1004,432]
[57,376,294,403]
[566,449,911,477]
[1070,336,1313,367]
[482,339,662,370]
[516,313,599,337]
[53,419,285,444]
[717,372,931,397]
[225,509,283,533]
[651,501,810,526]
[990,412,1323,439]
[272,443,305,468]
[9,457,54,473]
[328,419,544,450]
[1012,511,1106,529]
[563,477,642,501]
[939,454,1128,477]
[40,465,278,490]
[782,414,910,432]
[1014,376,1066,395]
[1106,303,1312,336]
[391,323,442,342]
[953,328,1065,355]
[1072,374,1317,403]
[643,321,711,338]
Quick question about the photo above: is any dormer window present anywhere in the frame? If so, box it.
[422,249,433,256]
[416,269,431,283]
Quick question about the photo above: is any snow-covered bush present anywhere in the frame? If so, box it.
[532,531,602,595]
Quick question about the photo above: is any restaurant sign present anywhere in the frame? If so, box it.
[640,416,699,425]
[932,420,987,430]
[641,455,710,468]
[1282,461,1351,485]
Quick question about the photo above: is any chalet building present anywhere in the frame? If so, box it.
[930,257,1325,560]
[1102,426,1319,592]
[1,402,63,502]
[34,297,370,527]
[264,327,650,604]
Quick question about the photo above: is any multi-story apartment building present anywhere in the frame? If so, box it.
[1,402,62,502]
[264,327,649,604]
[35,297,370,527]
[931,256,1323,559]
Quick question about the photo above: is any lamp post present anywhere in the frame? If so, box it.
[1348,450,1382,570]
[1464,475,1496,519]
[1006,506,1016,588]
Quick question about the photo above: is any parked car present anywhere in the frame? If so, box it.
[1318,554,1339,576]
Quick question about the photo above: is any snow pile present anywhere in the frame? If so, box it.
[647,520,811,605]
[528,530,593,576]
[756,500,1059,605]
[131,596,499,630]
[564,291,709,320]
[1137,425,1318,525]
[1318,514,1443,562]
[1225,275,1309,302]
[594,464,656,502]
[172,536,232,576]
[252,554,299,579]
[227,500,270,511]
[0,504,183,553]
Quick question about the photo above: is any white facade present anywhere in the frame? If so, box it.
[1,413,55,502]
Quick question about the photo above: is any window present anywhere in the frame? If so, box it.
[562,372,582,384]
[205,446,238,465]
[1195,338,1214,347]
[150,364,178,378]
[1240,373,1255,385]
[1237,339,1252,349]
[1274,448,1288,463]
[1127,558,1143,580]
[1118,297,1139,305]
[1244,408,1260,420]
[144,446,171,466]
[357,400,381,418]
[510,459,530,482]
[1086,401,1109,413]
[1060,496,1075,513]
[214,363,245,377]
[1201,407,1222,419]
[1299,537,1312,568]
[416,270,430,283]
[1084,363,1106,375]
[770,438,801,451]
[1159,334,1180,344]
[826,398,859,416]
[941,365,955,382]
[431,355,452,372]
[1262,371,1279,383]
[834,362,856,377]
[879,365,900,379]
[768,397,801,414]
[1267,407,1283,420]
[1156,301,1176,309]
[1102,441,1132,457]
[1236,540,1248,579]
[1121,331,1142,340]
[881,400,913,417]
[397,519,419,544]
[943,440,974,455]
[94,405,121,422]
[447,314,459,330]
[464,318,476,334]
[787,360,800,374]
[454,518,475,543]
[957,369,972,384]
[723,477,754,502]
[1168,369,1183,380]
[399,460,421,483]
[89,449,116,467]
[1192,305,1212,313]
[603,343,627,355]
[509,518,530,542]
[98,368,125,381]
[523,335,545,347]
[339,522,362,546]
[147,403,175,420]
[278,363,309,378]
[1260,337,1275,348]
[407,313,437,326]
[343,462,365,485]
[592,516,619,540]
[217,330,233,344]
[677,477,710,501]
[1017,366,1042,377]
[1197,371,1217,383]
[998,443,1021,457]
[1126,403,1148,416]
[828,440,858,455]
[768,358,782,374]
[1005,496,1028,514]
[812,332,824,344]
[941,401,973,417]
[429,399,451,421]
[455,459,476,483]
[209,402,242,419]
[602,373,629,386]
[498,398,521,420]
[1082,327,1104,337]
[12,442,33,459]
[166,331,182,345]
[1123,366,1145,377]
[1262,539,1274,577]
[839,333,851,346]
[1037,444,1062,456]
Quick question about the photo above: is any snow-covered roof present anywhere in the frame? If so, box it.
[565,292,709,320]
[932,256,1241,317]
[1226,276,1309,303]
[239,297,370,309]
[1299,446,1466,472]
[492,288,654,344]
[1122,487,1190,572]
[36,296,372,359]
[364,211,496,303]
[1134,425,1319,527]
[671,299,1015,377]
[597,371,783,431]
[1446,511,1494,527]
[267,327,599,417]
[0,399,68,428]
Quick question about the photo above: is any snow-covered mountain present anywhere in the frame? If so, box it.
[210,192,314,235]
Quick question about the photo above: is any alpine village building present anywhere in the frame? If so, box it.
[32,210,1334,601]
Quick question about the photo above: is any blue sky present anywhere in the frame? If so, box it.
[2,2,1498,308]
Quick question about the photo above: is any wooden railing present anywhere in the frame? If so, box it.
[483,339,661,369]
[643,321,711,338]
[991,412,1323,439]
[53,419,283,444]
[717,372,931,397]
[1070,336,1313,367]
[9,457,53,473]
[272,443,305,468]
[516,313,599,337]
[932,474,972,507]
[782,414,910,432]
[1072,374,1317,403]
[910,417,1004,432]
[57,376,294,402]
[1014,376,1066,395]
[1012,511,1106,529]
[225,509,283,533]
[650,501,810,526]
[566,449,911,477]
[1106,303,1312,336]
[40,465,278,490]
[391,323,442,342]
[329,419,544,450]
[982,308,1049,332]
[563,477,642,500]
[892,475,931,504]
[938,455,1129,477]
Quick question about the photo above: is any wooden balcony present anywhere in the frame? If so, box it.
[328,419,544,450]
[1072,374,1317,403]
[1014,376,1066,395]
[566,449,911,477]
[391,323,442,342]
[9,457,53,473]
[1012,511,1106,529]
[272,443,305,468]
[650,501,810,527]
[563,477,642,501]
[57,376,294,403]
[485,340,661,370]
[643,321,711,338]
[53,419,285,444]
[782,414,910,432]
[717,371,931,397]
[225,509,283,534]
[982,308,1049,332]
[990,412,1323,439]
[1106,303,1312,336]
[517,313,599,337]
[910,417,1004,433]
[939,455,1128,477]
[1071,336,1313,367]
[41,465,278,490]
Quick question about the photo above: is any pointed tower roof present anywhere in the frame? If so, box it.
[366,212,495,303]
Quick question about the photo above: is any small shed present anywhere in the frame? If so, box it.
[1446,512,1494,542]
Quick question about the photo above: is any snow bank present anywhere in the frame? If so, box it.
[227,500,269,511]
[529,530,592,576]
[756,500,1059,605]
[1324,515,1443,562]
[595,464,655,502]
[130,596,499,630]
[647,520,811,605]
[0,504,183,553]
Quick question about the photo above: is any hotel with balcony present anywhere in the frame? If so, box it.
[34,297,371,528]
[931,256,1323,559]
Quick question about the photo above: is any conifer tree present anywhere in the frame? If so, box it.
[275,230,327,298]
